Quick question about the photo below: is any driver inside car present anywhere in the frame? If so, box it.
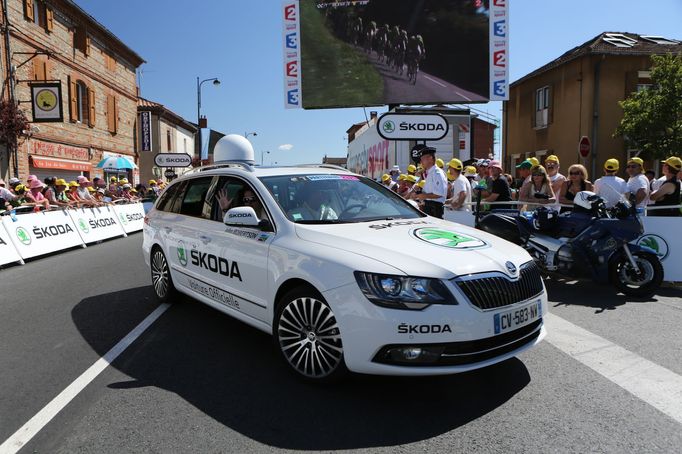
[287,184,338,221]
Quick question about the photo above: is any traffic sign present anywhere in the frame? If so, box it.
[579,136,591,158]
[164,169,176,179]
[154,153,192,167]
[377,113,449,141]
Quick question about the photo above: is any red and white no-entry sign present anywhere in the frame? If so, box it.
[579,136,591,158]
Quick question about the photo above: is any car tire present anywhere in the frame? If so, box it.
[274,287,348,382]
[150,246,177,304]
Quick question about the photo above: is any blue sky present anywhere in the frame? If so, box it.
[74,0,682,165]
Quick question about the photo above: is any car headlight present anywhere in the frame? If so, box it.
[354,272,457,310]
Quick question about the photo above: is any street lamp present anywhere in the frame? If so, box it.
[261,150,270,165]
[196,77,220,164]
[245,131,257,139]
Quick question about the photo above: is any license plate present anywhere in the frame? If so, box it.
[494,301,542,335]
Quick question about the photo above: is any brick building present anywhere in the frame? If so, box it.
[0,0,144,183]
[502,32,682,179]
[137,98,197,183]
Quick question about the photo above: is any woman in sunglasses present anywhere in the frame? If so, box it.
[519,165,556,209]
[558,164,593,213]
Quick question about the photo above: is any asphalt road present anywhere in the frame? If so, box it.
[0,235,681,453]
[361,48,488,104]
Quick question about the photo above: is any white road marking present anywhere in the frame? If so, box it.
[0,303,171,454]
[423,74,447,88]
[545,313,682,425]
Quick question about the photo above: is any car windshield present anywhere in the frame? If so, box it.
[259,174,424,224]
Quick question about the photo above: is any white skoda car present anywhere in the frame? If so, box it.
[143,135,547,381]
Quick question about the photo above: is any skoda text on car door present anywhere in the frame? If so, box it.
[143,134,547,382]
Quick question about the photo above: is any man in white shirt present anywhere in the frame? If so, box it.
[594,158,629,208]
[625,157,649,209]
[445,159,471,211]
[414,147,448,218]
[545,154,567,196]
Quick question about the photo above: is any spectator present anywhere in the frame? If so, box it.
[24,179,52,210]
[67,181,83,205]
[645,169,656,183]
[483,160,512,207]
[515,159,534,187]
[120,184,136,201]
[108,177,119,194]
[0,179,16,209]
[436,158,444,170]
[76,176,97,206]
[42,176,57,199]
[381,173,398,192]
[149,180,160,196]
[52,179,72,207]
[519,165,556,206]
[558,164,593,213]
[8,177,21,193]
[7,184,30,208]
[413,147,447,218]
[594,158,628,208]
[505,173,519,201]
[649,157,681,217]
[463,166,477,189]
[406,164,417,177]
[136,184,148,198]
[545,155,567,196]
[625,157,650,209]
[445,158,471,211]
[403,174,418,198]
[389,165,400,182]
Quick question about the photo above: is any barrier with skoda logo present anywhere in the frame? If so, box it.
[1,209,85,260]
[112,203,146,233]
[0,222,23,266]
[68,206,127,244]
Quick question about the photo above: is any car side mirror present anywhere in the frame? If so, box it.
[224,206,259,227]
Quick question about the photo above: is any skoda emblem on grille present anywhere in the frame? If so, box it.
[505,261,517,274]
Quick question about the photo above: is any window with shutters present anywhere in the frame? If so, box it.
[25,0,53,32]
[106,95,118,134]
[75,81,89,124]
[104,52,117,72]
[73,25,90,56]
[533,85,551,130]
[32,58,49,81]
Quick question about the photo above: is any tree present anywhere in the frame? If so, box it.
[615,53,682,160]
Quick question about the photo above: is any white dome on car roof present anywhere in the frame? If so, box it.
[214,134,255,164]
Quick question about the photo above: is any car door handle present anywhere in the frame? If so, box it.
[198,235,211,244]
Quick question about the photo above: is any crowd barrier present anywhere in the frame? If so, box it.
[0,203,146,266]
[444,203,682,282]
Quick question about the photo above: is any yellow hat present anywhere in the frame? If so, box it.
[627,157,644,167]
[68,181,78,188]
[87,186,96,192]
[110,176,117,182]
[417,180,426,188]
[120,178,129,184]
[406,175,417,183]
[604,158,620,171]
[407,164,416,173]
[15,184,26,192]
[447,158,463,170]
[463,166,477,177]
[663,156,682,171]
[436,158,444,169]
[381,173,391,182]
[545,155,559,163]
[130,188,138,193]
[149,179,157,185]
[55,178,68,187]
[398,174,406,181]
[529,157,540,167]
[447,173,456,182]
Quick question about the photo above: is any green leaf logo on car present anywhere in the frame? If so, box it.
[15,227,31,245]
[413,227,486,249]
[177,241,188,266]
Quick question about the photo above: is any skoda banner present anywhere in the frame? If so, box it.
[68,206,127,244]
[113,203,146,234]
[377,113,449,141]
[0,223,23,266]
[2,210,84,260]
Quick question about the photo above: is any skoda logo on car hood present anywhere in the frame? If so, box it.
[412,227,487,249]
[505,261,517,274]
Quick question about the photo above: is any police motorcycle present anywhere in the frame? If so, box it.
[473,185,664,297]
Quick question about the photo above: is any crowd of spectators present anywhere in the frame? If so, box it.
[0,175,164,213]
[380,153,682,217]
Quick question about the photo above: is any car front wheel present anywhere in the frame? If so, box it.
[274,288,347,382]
[150,247,177,303]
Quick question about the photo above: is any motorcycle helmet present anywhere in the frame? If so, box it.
[573,191,602,215]
[532,206,559,231]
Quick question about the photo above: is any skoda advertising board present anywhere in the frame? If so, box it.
[2,210,84,259]
[287,0,509,109]
[69,206,127,244]
[113,204,146,234]
[0,223,23,266]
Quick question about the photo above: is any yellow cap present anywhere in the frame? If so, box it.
[545,154,559,163]
[110,177,117,182]
[407,164,416,173]
[398,174,406,181]
[436,158,444,168]
[417,180,426,188]
[130,188,138,193]
[120,178,129,184]
[463,166,477,177]
[87,186,95,192]
[627,157,644,167]
[663,156,682,171]
[55,179,68,187]
[604,158,620,171]
[148,179,157,185]
[15,184,26,192]
[381,174,391,182]
[447,158,463,170]
[529,157,540,167]
[447,173,456,182]
[68,181,78,188]
[406,175,417,183]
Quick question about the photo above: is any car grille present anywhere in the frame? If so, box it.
[454,261,544,310]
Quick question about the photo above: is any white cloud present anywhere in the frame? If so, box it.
[278,144,294,151]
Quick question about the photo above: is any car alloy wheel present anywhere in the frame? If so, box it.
[151,249,170,299]
[277,296,344,379]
